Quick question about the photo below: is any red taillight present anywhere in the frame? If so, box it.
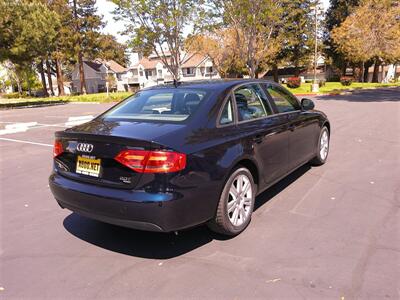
[115,149,186,173]
[53,140,63,158]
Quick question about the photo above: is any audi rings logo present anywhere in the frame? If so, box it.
[76,143,94,153]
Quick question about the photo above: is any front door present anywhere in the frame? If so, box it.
[232,83,289,187]
[264,84,317,171]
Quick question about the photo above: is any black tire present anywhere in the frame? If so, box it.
[207,167,255,236]
[310,126,330,166]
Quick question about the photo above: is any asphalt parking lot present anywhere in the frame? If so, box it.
[1,87,399,299]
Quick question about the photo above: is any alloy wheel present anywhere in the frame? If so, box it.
[227,174,253,227]
[320,130,329,160]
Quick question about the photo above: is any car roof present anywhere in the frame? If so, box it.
[142,79,277,92]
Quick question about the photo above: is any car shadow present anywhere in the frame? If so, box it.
[63,164,311,259]
[254,164,311,211]
[314,87,400,102]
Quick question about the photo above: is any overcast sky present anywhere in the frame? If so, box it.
[97,0,331,44]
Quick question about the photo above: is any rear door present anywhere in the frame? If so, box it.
[264,84,318,171]
[232,83,289,186]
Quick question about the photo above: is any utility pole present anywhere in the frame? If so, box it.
[311,4,319,92]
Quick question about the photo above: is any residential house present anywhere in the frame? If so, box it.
[126,52,220,90]
[262,56,327,83]
[71,59,128,94]
[94,59,129,92]
[181,53,219,80]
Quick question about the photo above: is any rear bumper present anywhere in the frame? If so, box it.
[49,173,208,232]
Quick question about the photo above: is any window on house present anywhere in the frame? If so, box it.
[206,67,213,74]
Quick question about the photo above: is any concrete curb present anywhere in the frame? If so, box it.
[0,101,68,110]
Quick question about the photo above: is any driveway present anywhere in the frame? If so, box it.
[1,87,399,299]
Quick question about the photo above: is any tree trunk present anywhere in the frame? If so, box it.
[341,62,347,76]
[16,77,22,95]
[381,64,385,82]
[273,64,279,82]
[78,53,87,94]
[372,59,380,83]
[39,60,49,97]
[55,58,65,96]
[26,72,31,95]
[360,62,364,82]
[363,60,373,82]
[294,61,300,77]
[46,60,54,96]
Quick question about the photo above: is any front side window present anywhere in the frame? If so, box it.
[103,89,208,122]
[266,85,300,113]
[234,84,271,122]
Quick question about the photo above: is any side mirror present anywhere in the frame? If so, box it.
[301,98,315,111]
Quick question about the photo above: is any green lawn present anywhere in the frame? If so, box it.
[285,82,400,94]
[0,91,132,108]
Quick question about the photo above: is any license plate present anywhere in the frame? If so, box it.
[76,156,101,177]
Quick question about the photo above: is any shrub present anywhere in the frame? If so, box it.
[340,76,353,86]
[287,77,301,88]
[2,92,29,99]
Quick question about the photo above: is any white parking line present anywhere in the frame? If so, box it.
[0,115,93,136]
[0,137,52,147]
[65,115,94,127]
[0,122,39,136]
[5,122,38,129]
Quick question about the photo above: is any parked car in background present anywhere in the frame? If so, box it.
[49,79,330,236]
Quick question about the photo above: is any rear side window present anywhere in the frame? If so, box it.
[219,96,234,125]
[103,89,208,122]
[265,85,300,113]
[234,84,271,122]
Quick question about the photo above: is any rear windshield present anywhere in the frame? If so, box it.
[103,88,209,122]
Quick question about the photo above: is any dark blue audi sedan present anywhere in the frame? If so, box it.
[49,80,330,236]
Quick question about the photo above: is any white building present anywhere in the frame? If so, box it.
[126,52,220,90]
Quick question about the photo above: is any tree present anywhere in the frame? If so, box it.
[186,29,247,78]
[97,34,128,66]
[332,0,400,82]
[45,0,76,96]
[106,73,117,91]
[212,0,284,78]
[71,0,104,94]
[0,0,60,95]
[324,0,360,76]
[277,0,316,76]
[111,0,203,81]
